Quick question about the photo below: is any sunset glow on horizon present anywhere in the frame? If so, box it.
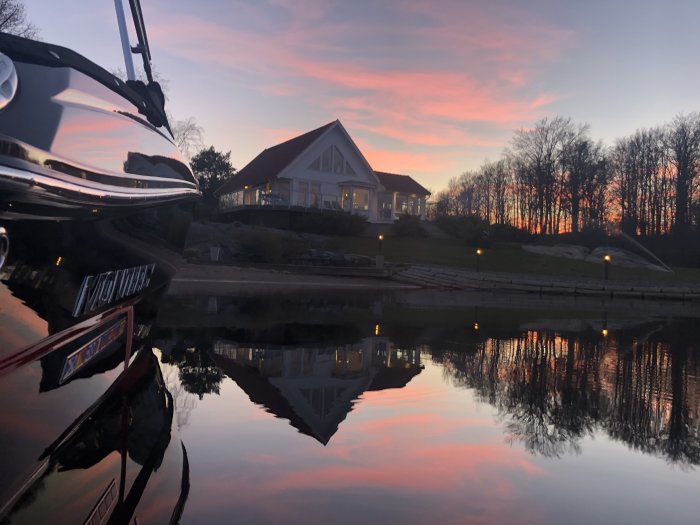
[25,0,700,193]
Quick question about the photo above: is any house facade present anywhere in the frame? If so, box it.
[214,120,430,223]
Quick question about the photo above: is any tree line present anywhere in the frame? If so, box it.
[434,113,700,237]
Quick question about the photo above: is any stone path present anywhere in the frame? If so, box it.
[392,264,700,301]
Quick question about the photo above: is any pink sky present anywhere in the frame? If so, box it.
[26,0,700,193]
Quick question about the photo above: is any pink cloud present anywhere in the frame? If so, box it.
[149,1,573,185]
[354,138,456,180]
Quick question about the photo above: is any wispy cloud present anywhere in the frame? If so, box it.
[150,0,573,184]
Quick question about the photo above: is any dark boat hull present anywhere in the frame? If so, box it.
[0,32,199,354]
[0,31,197,523]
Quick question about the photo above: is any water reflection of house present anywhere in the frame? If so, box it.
[211,338,423,444]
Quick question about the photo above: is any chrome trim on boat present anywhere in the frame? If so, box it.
[0,163,199,202]
[0,227,7,271]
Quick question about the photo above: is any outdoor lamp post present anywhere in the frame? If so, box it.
[475,248,483,272]
[376,234,385,269]
[603,254,611,281]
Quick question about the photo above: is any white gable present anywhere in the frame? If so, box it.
[278,123,379,189]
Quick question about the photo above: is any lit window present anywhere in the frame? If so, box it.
[353,188,369,211]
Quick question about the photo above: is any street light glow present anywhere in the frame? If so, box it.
[476,248,483,255]
[604,254,611,262]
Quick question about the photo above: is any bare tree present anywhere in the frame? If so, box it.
[612,128,672,236]
[666,113,700,234]
[112,67,204,160]
[511,116,584,234]
[562,137,609,233]
[0,0,38,38]
[171,116,204,160]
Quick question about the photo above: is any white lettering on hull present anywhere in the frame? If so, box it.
[72,263,156,317]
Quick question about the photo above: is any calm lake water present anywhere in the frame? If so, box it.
[150,291,700,525]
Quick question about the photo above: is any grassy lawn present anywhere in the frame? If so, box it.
[325,235,700,284]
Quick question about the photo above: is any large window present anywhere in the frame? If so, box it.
[342,187,352,211]
[297,181,308,206]
[378,193,393,219]
[310,183,321,207]
[395,194,407,214]
[353,188,369,211]
[276,180,290,205]
[341,186,370,212]
[394,193,422,216]
[309,145,356,176]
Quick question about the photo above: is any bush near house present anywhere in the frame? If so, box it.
[435,215,490,245]
[234,228,307,264]
[291,211,367,236]
[489,223,533,243]
[391,214,425,237]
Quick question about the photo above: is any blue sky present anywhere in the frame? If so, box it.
[24,0,700,192]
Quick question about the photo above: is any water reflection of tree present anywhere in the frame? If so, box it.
[436,328,700,465]
[159,333,225,400]
[161,365,198,429]
[606,339,700,466]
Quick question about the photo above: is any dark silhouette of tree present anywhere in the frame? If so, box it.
[190,146,235,207]
[562,137,609,232]
[666,113,700,234]
[510,117,586,234]
[611,128,673,236]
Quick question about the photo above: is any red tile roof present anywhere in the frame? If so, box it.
[375,171,430,195]
[214,121,336,196]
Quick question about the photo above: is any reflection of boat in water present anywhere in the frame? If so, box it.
[0,1,196,521]
[0,347,188,525]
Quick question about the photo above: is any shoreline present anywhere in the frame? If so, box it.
[169,262,700,308]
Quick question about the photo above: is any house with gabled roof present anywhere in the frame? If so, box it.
[214,120,430,223]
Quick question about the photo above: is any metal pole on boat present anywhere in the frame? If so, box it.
[114,0,136,80]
